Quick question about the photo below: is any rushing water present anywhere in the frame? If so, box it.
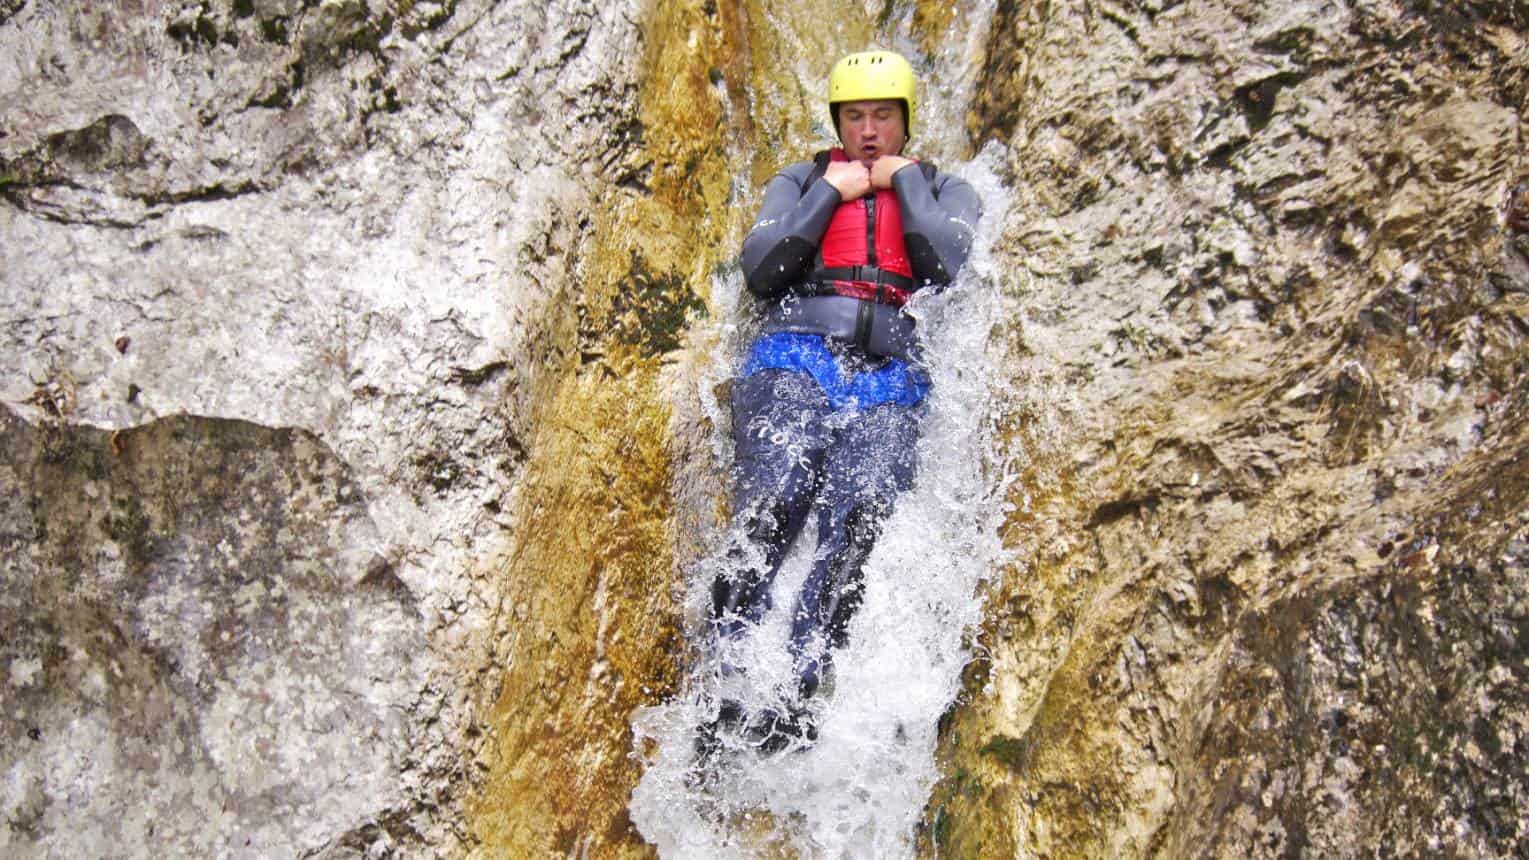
[629,143,1016,857]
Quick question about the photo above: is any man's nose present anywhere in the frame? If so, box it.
[854,117,877,137]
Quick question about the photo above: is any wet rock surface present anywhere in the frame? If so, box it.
[930,0,1527,855]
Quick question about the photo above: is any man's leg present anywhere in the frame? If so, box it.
[788,400,922,698]
[698,370,831,757]
[711,369,831,639]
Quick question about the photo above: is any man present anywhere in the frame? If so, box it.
[707,49,980,753]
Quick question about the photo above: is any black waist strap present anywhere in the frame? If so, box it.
[761,295,922,363]
[809,266,914,291]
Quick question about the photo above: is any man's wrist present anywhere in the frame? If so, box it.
[889,159,923,187]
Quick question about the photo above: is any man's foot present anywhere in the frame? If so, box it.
[693,700,745,757]
[688,700,747,787]
[744,705,817,755]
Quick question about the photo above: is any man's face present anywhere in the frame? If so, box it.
[836,99,906,164]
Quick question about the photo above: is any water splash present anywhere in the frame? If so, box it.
[630,144,1016,858]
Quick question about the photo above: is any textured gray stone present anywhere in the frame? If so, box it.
[2,0,644,855]
[1,409,423,856]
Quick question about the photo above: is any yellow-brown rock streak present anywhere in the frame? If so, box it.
[469,364,681,856]
[468,0,756,854]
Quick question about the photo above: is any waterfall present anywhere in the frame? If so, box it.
[629,124,1015,852]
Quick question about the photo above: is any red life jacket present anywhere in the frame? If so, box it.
[814,148,915,306]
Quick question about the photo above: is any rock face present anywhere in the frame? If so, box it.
[3,0,1525,857]
[2,0,653,855]
[928,0,1527,855]
[1,410,425,855]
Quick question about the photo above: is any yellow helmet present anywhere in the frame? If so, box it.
[828,50,917,138]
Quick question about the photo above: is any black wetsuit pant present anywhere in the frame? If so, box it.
[711,367,922,699]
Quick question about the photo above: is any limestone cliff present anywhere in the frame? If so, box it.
[2,0,651,855]
[2,0,1524,857]
[929,0,1527,855]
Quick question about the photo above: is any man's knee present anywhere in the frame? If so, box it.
[816,500,890,644]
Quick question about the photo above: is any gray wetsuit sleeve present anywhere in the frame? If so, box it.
[740,162,843,298]
[891,165,982,285]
